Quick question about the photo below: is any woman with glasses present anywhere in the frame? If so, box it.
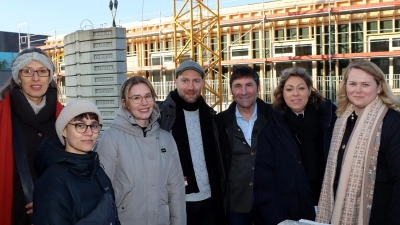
[96,76,186,225]
[254,67,337,224]
[316,60,400,224]
[0,47,63,225]
[33,100,119,224]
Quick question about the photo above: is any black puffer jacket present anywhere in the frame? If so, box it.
[33,139,117,225]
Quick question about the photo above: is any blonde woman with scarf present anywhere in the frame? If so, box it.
[316,59,400,225]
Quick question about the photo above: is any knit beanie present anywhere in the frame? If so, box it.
[56,100,103,145]
[176,60,205,78]
[11,51,54,84]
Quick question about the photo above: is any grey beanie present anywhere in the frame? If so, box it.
[56,100,103,145]
[176,60,205,78]
[12,51,54,84]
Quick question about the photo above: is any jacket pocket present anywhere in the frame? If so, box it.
[156,204,170,225]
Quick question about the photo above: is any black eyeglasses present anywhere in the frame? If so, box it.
[20,69,50,77]
[68,123,102,134]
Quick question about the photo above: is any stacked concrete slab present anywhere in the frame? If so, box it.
[63,27,127,129]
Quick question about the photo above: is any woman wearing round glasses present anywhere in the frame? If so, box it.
[33,100,119,224]
[0,47,63,224]
[96,76,186,225]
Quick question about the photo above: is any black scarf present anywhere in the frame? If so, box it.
[170,90,218,194]
[284,104,324,205]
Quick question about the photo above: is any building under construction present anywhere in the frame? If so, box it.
[39,0,400,109]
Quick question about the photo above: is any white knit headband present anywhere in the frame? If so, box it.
[12,52,54,84]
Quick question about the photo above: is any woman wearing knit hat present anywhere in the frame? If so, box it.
[96,76,186,225]
[32,100,119,224]
[0,47,63,225]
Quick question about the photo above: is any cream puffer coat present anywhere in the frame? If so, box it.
[96,107,186,225]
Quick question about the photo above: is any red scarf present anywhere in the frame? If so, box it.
[0,93,63,224]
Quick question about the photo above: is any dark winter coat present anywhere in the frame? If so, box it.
[33,139,118,225]
[9,86,60,225]
[362,109,400,225]
[254,100,336,225]
[157,91,226,224]
[215,98,271,213]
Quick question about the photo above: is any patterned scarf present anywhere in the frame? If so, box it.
[316,96,388,225]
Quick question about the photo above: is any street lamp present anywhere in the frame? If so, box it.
[109,0,118,27]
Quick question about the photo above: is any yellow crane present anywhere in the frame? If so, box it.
[173,0,223,111]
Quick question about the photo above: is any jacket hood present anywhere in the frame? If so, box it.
[35,138,99,178]
[110,106,161,137]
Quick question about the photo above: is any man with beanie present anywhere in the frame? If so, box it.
[158,60,226,225]
[215,66,271,225]
[33,100,119,224]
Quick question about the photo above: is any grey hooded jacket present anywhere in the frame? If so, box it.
[96,107,186,225]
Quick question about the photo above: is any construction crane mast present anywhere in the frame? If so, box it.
[173,0,223,111]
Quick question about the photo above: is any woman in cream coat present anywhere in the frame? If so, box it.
[96,76,186,225]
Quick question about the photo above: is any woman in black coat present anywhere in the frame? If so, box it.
[254,67,337,225]
[316,59,400,225]
[33,100,119,225]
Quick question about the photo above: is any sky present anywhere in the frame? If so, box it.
[1,0,263,37]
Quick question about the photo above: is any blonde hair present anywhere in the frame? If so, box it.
[336,59,400,116]
[120,76,159,113]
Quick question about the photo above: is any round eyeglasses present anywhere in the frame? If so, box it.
[68,123,102,134]
[128,94,154,104]
[20,69,50,77]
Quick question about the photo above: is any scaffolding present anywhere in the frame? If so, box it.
[173,0,223,111]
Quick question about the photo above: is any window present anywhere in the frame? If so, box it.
[242,33,250,44]
[275,46,293,54]
[275,29,284,41]
[324,25,335,54]
[295,44,312,56]
[221,35,228,60]
[367,22,378,34]
[393,38,400,47]
[253,32,260,58]
[351,23,363,53]
[151,55,161,66]
[371,58,389,74]
[370,39,389,52]
[287,28,297,40]
[338,24,349,53]
[396,19,400,32]
[231,33,240,44]
[380,20,393,33]
[231,46,250,59]
[316,26,323,55]
[299,27,309,39]
[264,31,271,58]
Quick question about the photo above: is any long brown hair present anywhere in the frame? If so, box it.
[273,67,325,112]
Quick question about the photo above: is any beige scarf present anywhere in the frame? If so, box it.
[316,97,388,225]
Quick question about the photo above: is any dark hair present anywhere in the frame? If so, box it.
[71,112,99,122]
[229,66,260,88]
[273,67,325,112]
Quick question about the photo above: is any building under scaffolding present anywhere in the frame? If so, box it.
[39,0,400,110]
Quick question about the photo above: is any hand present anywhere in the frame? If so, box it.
[26,202,33,215]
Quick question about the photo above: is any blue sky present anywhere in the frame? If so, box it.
[1,0,262,36]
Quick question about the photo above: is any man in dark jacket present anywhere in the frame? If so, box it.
[158,60,226,225]
[215,66,271,225]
